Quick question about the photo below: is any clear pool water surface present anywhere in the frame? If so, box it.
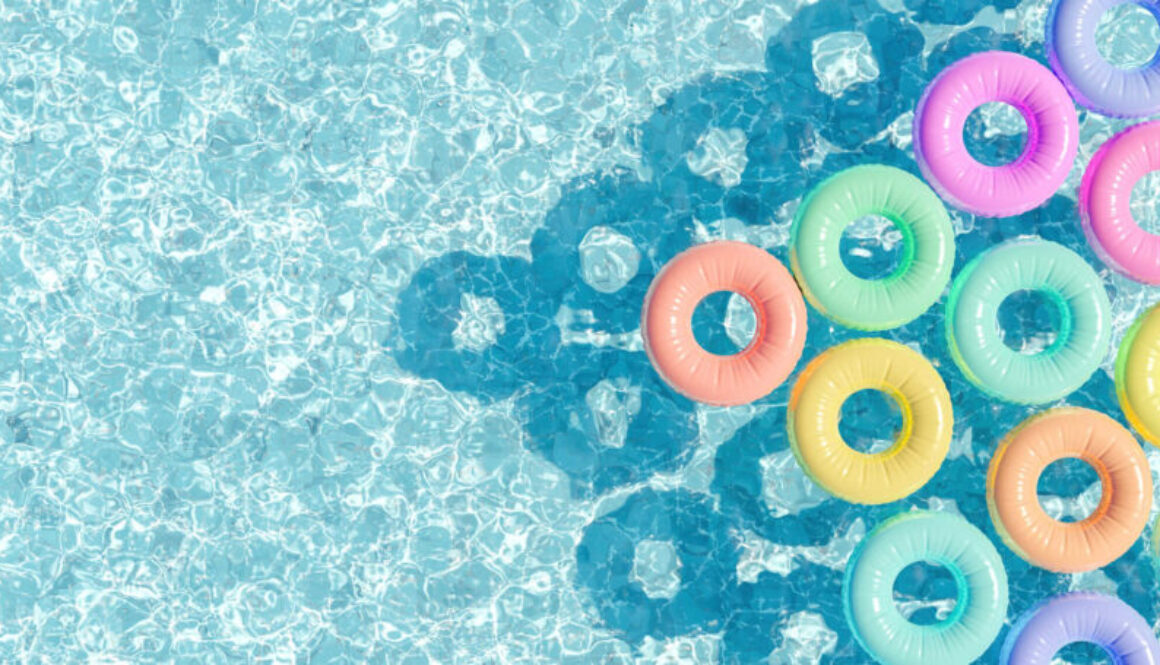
[6,0,1160,662]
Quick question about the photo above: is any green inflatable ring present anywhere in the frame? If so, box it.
[844,511,1008,665]
[946,238,1111,404]
[791,164,954,331]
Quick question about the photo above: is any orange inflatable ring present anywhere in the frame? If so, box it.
[642,241,807,406]
[987,407,1152,573]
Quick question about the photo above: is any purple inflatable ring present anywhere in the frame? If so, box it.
[1046,0,1160,117]
[1001,592,1160,664]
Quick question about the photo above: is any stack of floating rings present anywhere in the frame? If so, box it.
[634,1,1160,662]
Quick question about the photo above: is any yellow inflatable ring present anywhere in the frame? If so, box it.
[788,338,953,504]
[1116,302,1160,447]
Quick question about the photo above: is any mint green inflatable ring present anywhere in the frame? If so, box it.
[791,164,954,330]
[946,238,1111,404]
[844,511,1008,665]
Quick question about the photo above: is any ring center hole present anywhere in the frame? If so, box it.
[997,289,1063,355]
[692,291,757,356]
[964,101,1029,167]
[1096,2,1160,69]
[840,214,905,280]
[1131,171,1160,234]
[838,388,902,455]
[1054,641,1114,665]
[1037,457,1103,523]
[892,560,959,626]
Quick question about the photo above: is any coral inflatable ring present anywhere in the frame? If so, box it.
[642,241,807,406]
[987,408,1152,573]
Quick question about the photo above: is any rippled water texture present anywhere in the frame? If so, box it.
[5,0,1160,663]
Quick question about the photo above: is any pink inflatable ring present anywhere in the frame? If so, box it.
[914,51,1079,218]
[1080,120,1160,284]
[641,241,807,406]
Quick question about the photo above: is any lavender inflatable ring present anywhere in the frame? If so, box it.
[1047,0,1160,117]
[1000,592,1160,665]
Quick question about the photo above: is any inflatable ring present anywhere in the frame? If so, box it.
[1081,121,1160,284]
[1047,0,1160,117]
[946,238,1112,404]
[987,408,1152,572]
[1117,302,1160,445]
[845,511,1008,665]
[788,338,953,504]
[1001,592,1160,664]
[914,51,1079,217]
[642,241,807,406]
[790,164,955,331]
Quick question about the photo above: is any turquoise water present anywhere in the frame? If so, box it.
[6,0,1160,662]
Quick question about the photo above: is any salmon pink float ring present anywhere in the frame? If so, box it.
[987,408,1152,573]
[1081,121,1160,283]
[914,51,1079,217]
[642,241,807,406]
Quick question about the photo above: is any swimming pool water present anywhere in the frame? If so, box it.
[5,0,1160,662]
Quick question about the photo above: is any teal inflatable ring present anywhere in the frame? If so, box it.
[946,238,1111,404]
[791,164,954,330]
[844,511,1008,665]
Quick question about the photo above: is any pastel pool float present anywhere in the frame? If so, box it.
[946,238,1112,404]
[987,408,1152,572]
[642,241,807,406]
[1081,120,1160,284]
[1047,0,1160,117]
[1001,592,1160,665]
[914,51,1079,217]
[844,511,1008,665]
[791,164,955,331]
[1117,301,1160,445]
[788,338,952,504]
